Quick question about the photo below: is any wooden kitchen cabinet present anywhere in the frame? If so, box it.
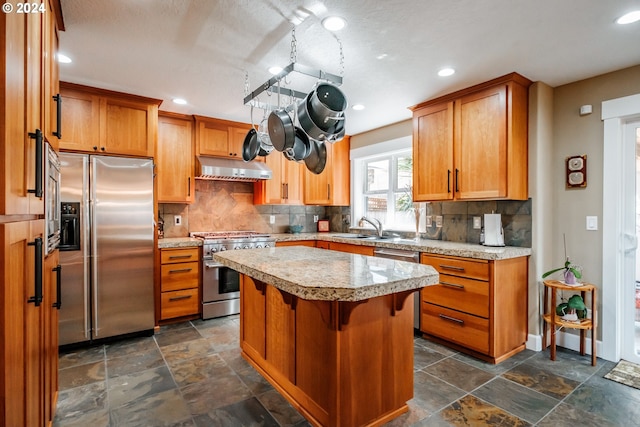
[157,112,194,203]
[160,248,200,321]
[194,115,250,160]
[303,136,350,206]
[328,241,375,256]
[420,253,528,363]
[254,151,303,205]
[43,249,61,426]
[411,73,531,202]
[59,82,161,157]
[42,0,62,149]
[276,240,316,247]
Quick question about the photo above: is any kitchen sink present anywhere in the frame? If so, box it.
[335,234,378,240]
[335,234,417,244]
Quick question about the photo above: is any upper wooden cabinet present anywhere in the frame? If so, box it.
[411,73,531,202]
[254,151,303,205]
[303,136,350,206]
[42,0,62,149]
[157,112,194,203]
[194,116,250,160]
[59,82,161,157]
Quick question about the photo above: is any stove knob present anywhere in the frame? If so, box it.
[219,247,227,251]
[264,243,271,248]
[255,244,262,249]
[210,247,217,254]
[243,244,250,249]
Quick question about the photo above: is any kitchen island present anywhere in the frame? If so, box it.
[214,246,439,427]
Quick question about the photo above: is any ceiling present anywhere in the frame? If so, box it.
[58,0,640,136]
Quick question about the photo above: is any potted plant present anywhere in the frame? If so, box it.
[555,294,587,322]
[541,234,582,284]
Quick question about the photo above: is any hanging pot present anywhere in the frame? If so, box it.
[298,96,338,142]
[304,139,327,174]
[257,118,273,156]
[284,127,312,161]
[242,128,259,162]
[268,108,295,152]
[307,82,347,131]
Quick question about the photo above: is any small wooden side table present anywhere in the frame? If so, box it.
[542,279,596,366]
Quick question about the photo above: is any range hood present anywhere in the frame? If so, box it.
[196,156,272,181]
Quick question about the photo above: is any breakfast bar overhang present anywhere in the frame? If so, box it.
[214,246,439,427]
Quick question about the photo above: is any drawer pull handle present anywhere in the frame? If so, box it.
[439,264,465,272]
[169,295,192,302]
[441,281,465,289]
[439,314,464,325]
[169,255,193,259]
[169,268,192,273]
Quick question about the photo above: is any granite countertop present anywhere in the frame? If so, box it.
[214,246,439,302]
[158,237,203,249]
[273,232,531,260]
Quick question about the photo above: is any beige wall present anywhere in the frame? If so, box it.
[551,64,640,339]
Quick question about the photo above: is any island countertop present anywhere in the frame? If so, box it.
[214,246,439,302]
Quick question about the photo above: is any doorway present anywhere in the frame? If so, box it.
[602,94,640,363]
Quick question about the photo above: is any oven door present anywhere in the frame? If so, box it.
[203,260,240,302]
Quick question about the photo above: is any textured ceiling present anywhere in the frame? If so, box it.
[58,0,640,136]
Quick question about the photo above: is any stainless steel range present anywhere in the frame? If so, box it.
[190,231,275,319]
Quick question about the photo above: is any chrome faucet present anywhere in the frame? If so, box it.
[360,216,384,237]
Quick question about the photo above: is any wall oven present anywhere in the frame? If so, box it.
[191,231,275,319]
[45,142,61,254]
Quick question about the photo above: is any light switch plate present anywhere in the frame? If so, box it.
[586,215,598,231]
[313,215,319,223]
[269,215,275,224]
[425,215,432,227]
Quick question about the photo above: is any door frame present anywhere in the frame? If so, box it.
[602,93,640,362]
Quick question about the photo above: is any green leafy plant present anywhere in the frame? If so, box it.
[541,234,582,280]
[556,294,587,319]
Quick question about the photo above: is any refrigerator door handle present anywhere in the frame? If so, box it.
[90,196,99,338]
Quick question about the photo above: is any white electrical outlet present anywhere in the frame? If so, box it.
[174,215,181,226]
[586,215,598,231]
[269,215,275,224]
[313,215,319,223]
[473,216,481,229]
[435,216,443,228]
[425,215,432,227]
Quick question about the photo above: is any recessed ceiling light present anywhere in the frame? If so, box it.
[438,68,455,77]
[268,66,283,75]
[172,98,187,105]
[322,16,346,31]
[352,104,365,111]
[57,53,72,63]
[376,53,388,60]
[616,10,640,24]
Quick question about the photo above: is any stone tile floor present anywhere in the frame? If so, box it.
[54,316,640,426]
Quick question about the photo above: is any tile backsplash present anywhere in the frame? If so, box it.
[159,180,530,247]
[159,180,350,237]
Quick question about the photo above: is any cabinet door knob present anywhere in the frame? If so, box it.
[93,146,98,151]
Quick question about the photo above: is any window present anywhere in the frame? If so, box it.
[353,148,414,230]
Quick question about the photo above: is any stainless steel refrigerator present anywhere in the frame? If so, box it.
[58,153,155,346]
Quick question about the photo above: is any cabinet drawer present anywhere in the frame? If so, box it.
[421,303,489,354]
[161,247,199,264]
[423,274,489,318]
[161,261,199,292]
[161,288,199,319]
[421,254,489,281]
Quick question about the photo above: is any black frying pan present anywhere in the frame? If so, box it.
[268,108,295,152]
[242,128,259,162]
[304,139,327,174]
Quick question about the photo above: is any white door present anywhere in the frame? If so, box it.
[602,94,640,363]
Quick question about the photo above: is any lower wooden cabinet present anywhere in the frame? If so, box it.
[1,220,60,427]
[420,253,528,363]
[160,248,200,321]
[275,240,316,247]
[328,241,375,256]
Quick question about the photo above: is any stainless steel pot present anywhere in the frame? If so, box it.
[284,127,312,161]
[268,108,295,152]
